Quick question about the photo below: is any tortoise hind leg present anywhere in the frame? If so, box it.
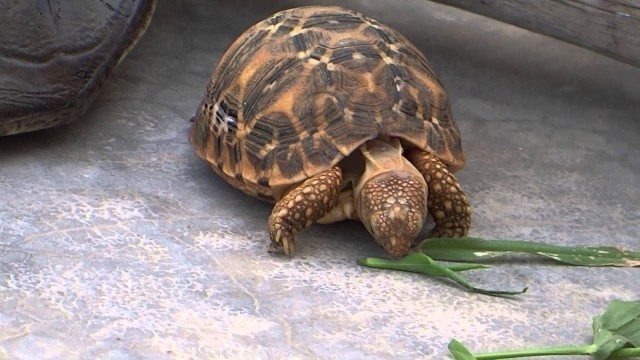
[268,167,342,255]
[405,149,471,239]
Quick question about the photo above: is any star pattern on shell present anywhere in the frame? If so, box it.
[190,5,465,202]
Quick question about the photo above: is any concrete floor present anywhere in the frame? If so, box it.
[1,0,638,358]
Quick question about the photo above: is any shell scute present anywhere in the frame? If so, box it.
[189,5,465,201]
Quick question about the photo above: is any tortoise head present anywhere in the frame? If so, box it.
[354,139,428,256]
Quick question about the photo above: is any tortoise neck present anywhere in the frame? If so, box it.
[353,138,427,214]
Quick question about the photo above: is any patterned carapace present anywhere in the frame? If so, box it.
[190,5,465,202]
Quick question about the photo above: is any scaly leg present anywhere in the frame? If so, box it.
[406,149,471,238]
[268,167,342,255]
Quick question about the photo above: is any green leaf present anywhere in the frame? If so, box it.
[609,348,640,358]
[358,253,527,296]
[447,263,492,272]
[421,237,640,267]
[358,253,486,275]
[444,299,640,359]
[448,339,477,360]
[617,320,640,347]
[592,299,640,359]
[592,331,626,360]
[597,299,640,335]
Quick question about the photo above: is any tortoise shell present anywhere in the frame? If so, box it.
[0,0,156,136]
[190,5,464,202]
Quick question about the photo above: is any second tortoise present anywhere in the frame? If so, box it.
[190,5,471,256]
[0,0,156,136]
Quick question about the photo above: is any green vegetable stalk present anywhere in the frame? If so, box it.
[358,253,527,296]
[448,299,640,359]
[422,237,640,267]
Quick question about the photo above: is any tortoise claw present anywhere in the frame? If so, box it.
[282,235,295,255]
[267,242,282,254]
[267,167,342,257]
[268,229,296,256]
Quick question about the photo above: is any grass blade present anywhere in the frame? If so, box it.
[358,253,485,275]
[358,253,527,296]
[421,237,640,267]
[448,263,491,272]
[448,339,477,360]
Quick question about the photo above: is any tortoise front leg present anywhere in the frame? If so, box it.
[268,167,342,255]
[406,149,471,238]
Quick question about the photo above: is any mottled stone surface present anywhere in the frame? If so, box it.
[0,0,638,359]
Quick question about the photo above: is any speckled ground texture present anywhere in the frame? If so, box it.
[1,0,638,359]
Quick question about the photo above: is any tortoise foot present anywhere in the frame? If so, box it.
[406,149,472,239]
[267,167,342,256]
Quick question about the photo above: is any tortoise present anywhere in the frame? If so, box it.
[0,0,156,136]
[189,5,471,256]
